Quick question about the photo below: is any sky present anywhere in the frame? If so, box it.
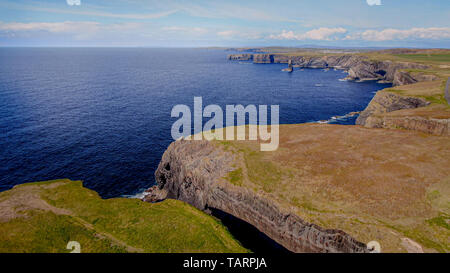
[0,0,449,47]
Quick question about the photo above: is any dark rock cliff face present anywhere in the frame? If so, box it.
[144,139,370,253]
[253,54,274,64]
[393,70,439,86]
[228,53,448,135]
[227,54,253,61]
[355,92,449,136]
[356,92,430,125]
[228,53,431,84]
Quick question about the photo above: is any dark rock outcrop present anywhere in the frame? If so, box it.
[282,60,293,72]
[355,91,449,135]
[393,71,418,86]
[393,71,439,87]
[228,53,447,135]
[144,139,370,253]
[228,53,432,85]
[253,54,274,64]
[227,54,253,61]
[356,92,430,125]
[142,185,168,203]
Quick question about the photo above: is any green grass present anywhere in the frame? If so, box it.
[401,228,448,253]
[426,215,450,230]
[393,54,450,63]
[0,180,248,253]
[226,168,243,186]
[0,211,127,253]
[421,94,448,105]
[383,86,449,106]
[217,141,283,193]
[379,220,449,253]
[243,150,282,193]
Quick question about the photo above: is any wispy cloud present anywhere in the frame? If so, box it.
[216,30,263,40]
[217,30,236,37]
[1,0,449,47]
[2,1,177,20]
[0,21,140,32]
[269,28,347,41]
[0,21,144,41]
[268,27,450,42]
[171,1,301,23]
[366,0,382,6]
[346,27,450,41]
[162,26,209,35]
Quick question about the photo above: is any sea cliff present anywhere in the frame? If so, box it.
[355,91,450,135]
[144,139,369,253]
[228,53,431,83]
[142,50,450,253]
[228,51,450,136]
[144,125,450,253]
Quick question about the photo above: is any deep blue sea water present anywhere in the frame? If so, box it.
[0,48,391,198]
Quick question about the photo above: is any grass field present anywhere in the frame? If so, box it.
[393,54,450,63]
[0,179,248,253]
[216,124,450,252]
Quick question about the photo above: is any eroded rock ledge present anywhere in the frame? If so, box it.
[356,92,430,125]
[356,92,450,136]
[143,139,369,253]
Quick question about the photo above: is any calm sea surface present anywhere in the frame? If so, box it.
[0,48,391,197]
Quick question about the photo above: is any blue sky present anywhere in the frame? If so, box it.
[0,0,449,47]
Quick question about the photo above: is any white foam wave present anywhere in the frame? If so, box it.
[122,187,152,199]
[313,111,360,124]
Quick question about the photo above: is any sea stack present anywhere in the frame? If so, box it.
[282,60,294,72]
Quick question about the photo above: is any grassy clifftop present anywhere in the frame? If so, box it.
[368,50,450,106]
[0,179,247,253]
[272,48,450,133]
[216,124,450,252]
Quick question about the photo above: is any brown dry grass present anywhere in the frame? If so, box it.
[216,124,450,252]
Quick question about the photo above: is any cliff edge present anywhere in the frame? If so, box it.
[0,179,247,253]
[228,50,450,136]
[145,139,369,253]
[145,124,450,253]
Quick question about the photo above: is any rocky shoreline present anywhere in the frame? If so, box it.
[228,53,449,136]
[227,53,433,84]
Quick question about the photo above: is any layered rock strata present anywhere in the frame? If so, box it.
[356,92,449,135]
[143,139,370,253]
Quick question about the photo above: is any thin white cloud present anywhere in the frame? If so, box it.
[217,30,236,37]
[1,2,177,20]
[366,0,382,6]
[162,26,208,35]
[171,2,301,23]
[216,30,262,40]
[0,21,141,33]
[0,21,98,33]
[0,21,144,41]
[346,27,450,41]
[269,28,347,41]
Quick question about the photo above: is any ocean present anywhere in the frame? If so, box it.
[0,48,391,198]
